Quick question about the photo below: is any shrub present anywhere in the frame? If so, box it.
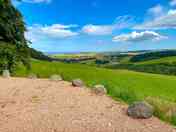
[0,43,19,73]
[109,87,138,104]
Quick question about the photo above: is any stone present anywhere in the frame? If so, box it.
[2,70,10,78]
[72,79,84,87]
[127,101,154,119]
[92,85,107,95]
[50,75,62,81]
[28,73,37,79]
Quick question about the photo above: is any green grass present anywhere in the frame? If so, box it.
[106,56,176,76]
[50,53,97,59]
[15,59,176,125]
[119,56,133,64]
[15,59,176,102]
[135,56,176,65]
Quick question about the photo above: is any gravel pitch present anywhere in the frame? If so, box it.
[0,77,175,132]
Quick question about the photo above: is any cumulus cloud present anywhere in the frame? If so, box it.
[82,15,134,35]
[82,24,115,35]
[25,24,79,43]
[134,9,176,30]
[147,4,164,17]
[113,31,167,42]
[170,0,176,6]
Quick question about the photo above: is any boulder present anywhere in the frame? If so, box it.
[127,101,153,119]
[72,79,84,87]
[50,75,62,81]
[92,85,107,95]
[2,70,10,78]
[28,73,37,79]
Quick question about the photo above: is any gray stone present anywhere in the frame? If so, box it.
[50,75,62,81]
[28,73,37,79]
[72,79,84,87]
[2,70,10,78]
[92,85,107,95]
[127,101,153,119]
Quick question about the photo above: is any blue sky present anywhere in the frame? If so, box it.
[13,0,176,52]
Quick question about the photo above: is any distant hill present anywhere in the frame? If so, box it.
[103,50,176,76]
[130,50,176,62]
[29,48,52,61]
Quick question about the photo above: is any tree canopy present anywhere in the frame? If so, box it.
[0,0,30,72]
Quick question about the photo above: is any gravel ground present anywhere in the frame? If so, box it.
[0,77,175,132]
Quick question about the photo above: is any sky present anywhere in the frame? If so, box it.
[12,0,176,53]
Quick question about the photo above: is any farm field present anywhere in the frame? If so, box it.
[50,53,97,59]
[105,55,176,76]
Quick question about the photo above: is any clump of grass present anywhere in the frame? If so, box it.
[108,86,138,104]
[145,97,176,125]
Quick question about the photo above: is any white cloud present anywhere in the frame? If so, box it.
[134,9,176,30]
[82,24,115,35]
[113,31,167,42]
[23,0,51,3]
[25,24,79,43]
[170,0,176,6]
[82,15,134,35]
[13,0,51,4]
[147,4,164,18]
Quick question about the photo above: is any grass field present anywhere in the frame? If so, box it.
[50,53,97,59]
[135,56,176,65]
[15,59,176,101]
[15,59,176,125]
[105,56,176,76]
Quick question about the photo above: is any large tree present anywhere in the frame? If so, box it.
[0,0,30,72]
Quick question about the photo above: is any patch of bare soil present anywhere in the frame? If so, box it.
[0,77,175,132]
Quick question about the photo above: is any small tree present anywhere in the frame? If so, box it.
[0,0,30,73]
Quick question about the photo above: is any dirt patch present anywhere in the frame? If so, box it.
[0,77,175,132]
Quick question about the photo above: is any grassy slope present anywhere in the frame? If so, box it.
[15,59,176,103]
[135,56,176,65]
[50,53,96,59]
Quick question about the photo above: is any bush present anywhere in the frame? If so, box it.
[0,42,19,73]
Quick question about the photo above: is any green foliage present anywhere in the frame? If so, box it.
[130,50,176,62]
[109,87,138,104]
[0,0,30,72]
[29,48,52,61]
[146,97,176,125]
[0,42,19,72]
[107,56,176,76]
[95,59,110,65]
[0,0,26,43]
